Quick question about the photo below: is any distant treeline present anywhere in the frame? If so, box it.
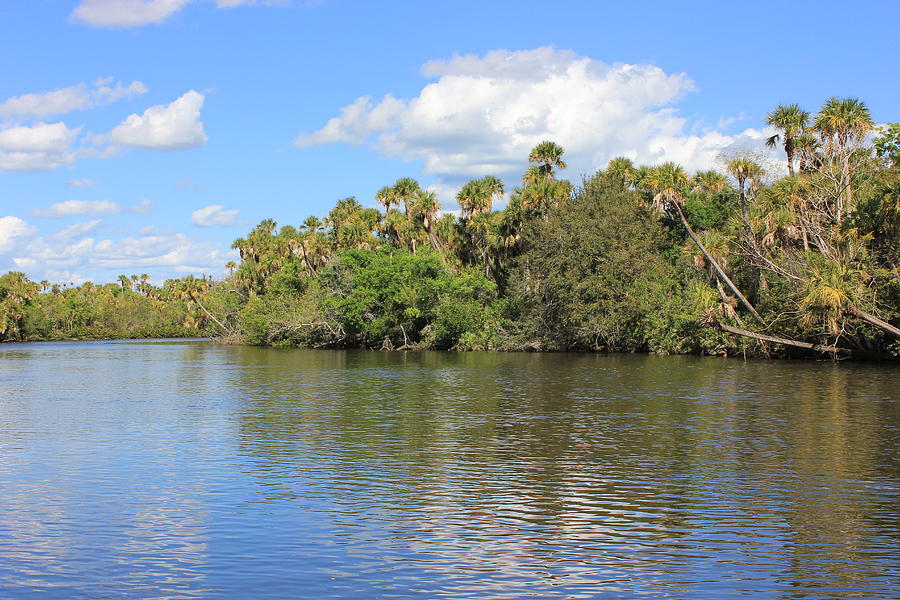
[3,100,899,358]
[0,274,216,341]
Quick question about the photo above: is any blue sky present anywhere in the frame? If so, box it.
[1,0,898,284]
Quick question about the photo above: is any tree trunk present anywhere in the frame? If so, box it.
[848,305,900,338]
[719,323,851,355]
[786,140,794,176]
[715,278,744,326]
[674,203,763,321]
[189,292,231,335]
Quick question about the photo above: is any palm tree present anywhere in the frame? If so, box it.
[456,180,482,221]
[726,158,764,205]
[765,104,810,175]
[413,190,443,253]
[521,165,546,186]
[815,97,874,152]
[768,176,813,250]
[528,140,567,179]
[375,186,396,214]
[479,176,504,214]
[793,133,821,173]
[604,157,637,190]
[814,97,875,221]
[392,178,421,217]
[692,170,729,194]
[726,158,765,243]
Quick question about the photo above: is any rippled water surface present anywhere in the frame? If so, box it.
[0,340,898,599]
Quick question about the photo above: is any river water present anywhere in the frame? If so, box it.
[0,340,897,599]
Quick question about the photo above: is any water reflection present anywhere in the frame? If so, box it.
[0,341,897,598]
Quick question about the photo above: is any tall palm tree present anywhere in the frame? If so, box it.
[726,158,764,206]
[814,97,875,221]
[765,104,810,176]
[375,186,396,214]
[413,190,443,254]
[604,157,637,190]
[392,178,422,217]
[456,180,481,221]
[814,97,874,152]
[479,176,504,214]
[528,140,567,179]
[726,158,765,244]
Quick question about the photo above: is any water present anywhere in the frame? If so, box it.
[0,340,898,599]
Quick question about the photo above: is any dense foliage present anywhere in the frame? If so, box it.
[0,273,217,341]
[3,101,899,359]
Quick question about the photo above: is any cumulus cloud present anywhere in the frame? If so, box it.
[295,47,770,192]
[191,205,241,227]
[0,216,36,253]
[0,78,147,119]
[71,0,279,28]
[108,90,207,151]
[0,121,80,172]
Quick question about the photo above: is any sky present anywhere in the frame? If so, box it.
[1,0,898,284]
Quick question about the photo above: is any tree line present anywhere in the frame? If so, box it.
[3,97,899,358]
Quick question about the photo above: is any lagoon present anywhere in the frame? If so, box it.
[0,340,898,598]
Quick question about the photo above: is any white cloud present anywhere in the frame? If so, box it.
[3,222,235,283]
[31,197,156,218]
[191,205,241,227]
[0,121,80,172]
[295,47,770,193]
[0,122,78,153]
[0,78,147,119]
[42,232,228,272]
[52,219,104,242]
[109,90,207,151]
[0,216,36,253]
[32,200,124,218]
[67,178,99,188]
[71,0,193,28]
[70,0,280,28]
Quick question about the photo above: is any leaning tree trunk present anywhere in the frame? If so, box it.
[674,203,763,321]
[189,292,231,335]
[848,305,900,338]
[718,323,851,355]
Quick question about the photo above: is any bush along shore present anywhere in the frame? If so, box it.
[3,100,899,359]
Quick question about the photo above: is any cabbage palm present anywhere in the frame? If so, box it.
[392,177,422,217]
[375,186,396,214]
[528,140,567,179]
[727,158,765,244]
[604,157,637,190]
[765,104,810,175]
[692,170,729,194]
[814,97,875,221]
